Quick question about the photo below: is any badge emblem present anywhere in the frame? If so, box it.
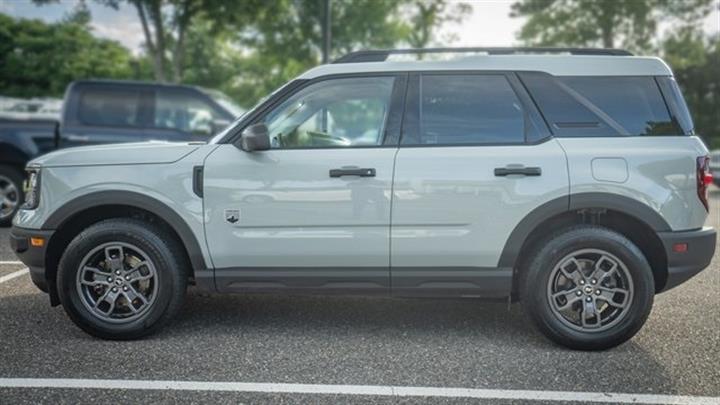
[224,209,240,224]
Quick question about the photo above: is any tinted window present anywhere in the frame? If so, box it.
[78,89,143,127]
[154,91,224,135]
[261,77,395,148]
[520,73,683,137]
[405,75,525,145]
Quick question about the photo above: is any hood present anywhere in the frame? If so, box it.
[29,142,202,168]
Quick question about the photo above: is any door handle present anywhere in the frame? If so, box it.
[329,167,376,178]
[494,166,542,176]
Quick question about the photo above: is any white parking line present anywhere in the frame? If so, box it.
[0,261,23,265]
[0,378,717,404]
[0,268,29,284]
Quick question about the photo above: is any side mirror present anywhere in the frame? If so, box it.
[236,123,271,152]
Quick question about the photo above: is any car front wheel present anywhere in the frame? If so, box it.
[57,218,188,339]
[521,225,655,350]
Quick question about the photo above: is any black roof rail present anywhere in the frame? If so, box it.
[332,47,633,63]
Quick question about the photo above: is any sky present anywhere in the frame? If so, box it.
[1,0,719,55]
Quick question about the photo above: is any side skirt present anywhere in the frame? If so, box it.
[211,266,513,298]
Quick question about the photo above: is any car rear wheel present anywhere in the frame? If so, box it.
[57,218,188,339]
[521,225,654,350]
[0,165,24,227]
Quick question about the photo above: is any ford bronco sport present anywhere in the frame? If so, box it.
[10,48,716,350]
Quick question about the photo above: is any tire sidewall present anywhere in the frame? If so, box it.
[57,220,183,339]
[523,226,655,350]
[0,165,24,226]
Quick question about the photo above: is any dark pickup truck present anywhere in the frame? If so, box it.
[0,79,244,225]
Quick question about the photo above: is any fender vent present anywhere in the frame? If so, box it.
[192,166,204,198]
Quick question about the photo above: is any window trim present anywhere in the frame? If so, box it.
[400,70,551,148]
[221,73,408,149]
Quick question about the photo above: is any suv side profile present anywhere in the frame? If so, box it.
[10,48,716,350]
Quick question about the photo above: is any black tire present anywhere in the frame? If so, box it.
[0,165,24,227]
[521,225,654,350]
[57,218,188,339]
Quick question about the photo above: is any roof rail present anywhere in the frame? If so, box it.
[332,47,633,63]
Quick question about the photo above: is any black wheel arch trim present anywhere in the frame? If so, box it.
[498,192,672,269]
[42,190,209,272]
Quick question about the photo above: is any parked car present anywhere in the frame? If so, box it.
[709,150,720,187]
[10,48,715,350]
[0,80,244,225]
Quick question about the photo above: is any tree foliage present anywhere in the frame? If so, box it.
[0,11,141,98]
[511,0,714,51]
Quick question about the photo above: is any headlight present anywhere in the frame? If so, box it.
[23,168,40,210]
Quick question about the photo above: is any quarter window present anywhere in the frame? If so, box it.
[260,77,395,149]
[404,74,526,145]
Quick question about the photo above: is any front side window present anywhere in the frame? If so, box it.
[260,76,395,149]
[154,91,224,135]
[404,74,525,145]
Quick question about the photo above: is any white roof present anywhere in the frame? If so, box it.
[299,55,673,79]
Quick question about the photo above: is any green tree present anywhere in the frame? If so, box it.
[0,12,140,98]
[405,0,472,49]
[662,29,720,147]
[510,0,714,52]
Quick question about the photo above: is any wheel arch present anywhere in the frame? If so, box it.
[501,192,670,295]
[42,191,210,305]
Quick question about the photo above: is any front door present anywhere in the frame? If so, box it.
[204,74,406,293]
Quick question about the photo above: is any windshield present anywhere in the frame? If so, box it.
[204,89,246,118]
[208,80,299,144]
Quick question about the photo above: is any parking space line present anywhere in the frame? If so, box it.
[0,261,23,265]
[0,378,717,404]
[0,268,29,284]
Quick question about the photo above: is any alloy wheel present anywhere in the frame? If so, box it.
[75,242,158,323]
[546,248,634,332]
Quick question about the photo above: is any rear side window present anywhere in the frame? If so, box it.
[403,74,526,145]
[519,73,683,137]
[78,88,143,128]
[154,91,224,135]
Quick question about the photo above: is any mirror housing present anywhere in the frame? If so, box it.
[237,123,271,152]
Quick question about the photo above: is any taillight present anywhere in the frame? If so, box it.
[697,156,711,211]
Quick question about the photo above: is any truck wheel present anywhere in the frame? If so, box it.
[57,218,188,339]
[0,165,24,227]
[521,225,654,350]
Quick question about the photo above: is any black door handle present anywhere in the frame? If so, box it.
[494,166,542,176]
[329,167,376,178]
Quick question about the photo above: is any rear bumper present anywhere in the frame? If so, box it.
[9,226,54,293]
[657,227,716,292]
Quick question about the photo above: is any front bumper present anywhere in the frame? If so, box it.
[657,227,716,292]
[9,226,54,293]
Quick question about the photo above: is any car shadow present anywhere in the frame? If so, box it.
[0,290,679,395]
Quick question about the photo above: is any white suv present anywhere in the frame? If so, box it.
[11,48,716,350]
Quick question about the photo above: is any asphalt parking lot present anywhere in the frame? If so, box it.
[1,192,719,404]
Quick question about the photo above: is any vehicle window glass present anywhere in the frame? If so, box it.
[154,91,223,135]
[520,73,683,137]
[261,77,395,149]
[407,74,525,145]
[78,89,142,127]
[656,76,693,135]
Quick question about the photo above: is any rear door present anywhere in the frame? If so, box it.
[390,72,569,297]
